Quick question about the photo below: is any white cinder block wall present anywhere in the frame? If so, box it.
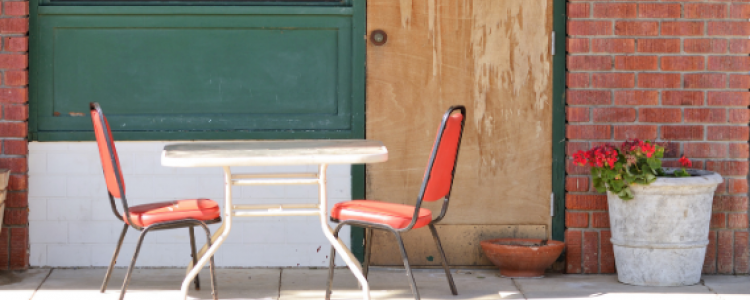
[28,141,351,267]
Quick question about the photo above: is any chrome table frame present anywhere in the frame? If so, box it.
[161,140,388,300]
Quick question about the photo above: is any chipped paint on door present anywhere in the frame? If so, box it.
[366,0,554,266]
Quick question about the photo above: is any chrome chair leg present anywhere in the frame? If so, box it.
[428,224,457,295]
[119,227,151,300]
[392,230,420,300]
[363,228,373,279]
[189,226,201,290]
[101,223,128,293]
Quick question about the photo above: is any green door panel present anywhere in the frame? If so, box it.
[53,28,340,116]
[30,4,364,141]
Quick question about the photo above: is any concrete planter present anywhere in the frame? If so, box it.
[607,168,723,286]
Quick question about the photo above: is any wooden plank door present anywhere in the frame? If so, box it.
[366,0,554,266]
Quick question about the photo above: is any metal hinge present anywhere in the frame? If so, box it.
[551,31,555,56]
[550,192,555,217]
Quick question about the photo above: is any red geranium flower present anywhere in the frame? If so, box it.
[679,155,692,168]
[621,139,656,158]
[574,145,618,170]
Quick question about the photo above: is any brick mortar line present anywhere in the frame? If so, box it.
[0,224,28,229]
[568,14,743,18]
[564,170,750,175]
[569,121,750,125]
[567,210,750,214]
[567,37,749,39]
[568,35,750,38]
[566,208,750,213]
[566,142,746,145]
[565,71,749,74]
[568,55,750,58]
[568,191,747,193]
[566,87,748,89]
[569,19,746,22]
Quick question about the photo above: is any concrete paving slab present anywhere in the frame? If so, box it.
[33,268,279,300]
[702,275,750,300]
[0,269,51,300]
[373,268,522,300]
[285,268,522,300]
[3,268,741,300]
[280,268,380,300]
[514,274,721,300]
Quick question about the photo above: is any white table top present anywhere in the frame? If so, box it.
[161,140,388,167]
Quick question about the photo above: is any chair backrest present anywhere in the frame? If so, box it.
[90,103,126,199]
[419,106,466,202]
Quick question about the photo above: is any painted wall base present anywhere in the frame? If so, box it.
[28,141,351,267]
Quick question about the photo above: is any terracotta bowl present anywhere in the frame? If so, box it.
[480,238,565,278]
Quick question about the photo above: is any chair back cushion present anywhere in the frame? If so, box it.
[91,105,126,198]
[422,112,464,202]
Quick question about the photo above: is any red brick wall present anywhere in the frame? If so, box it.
[566,1,750,274]
[0,0,28,270]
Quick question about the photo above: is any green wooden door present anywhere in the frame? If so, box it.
[29,0,368,259]
[30,1,365,141]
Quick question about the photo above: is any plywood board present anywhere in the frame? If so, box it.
[369,225,547,266]
[366,0,554,265]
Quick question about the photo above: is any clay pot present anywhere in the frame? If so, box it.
[480,238,565,278]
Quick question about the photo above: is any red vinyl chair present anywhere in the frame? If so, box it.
[326,106,466,300]
[90,103,221,300]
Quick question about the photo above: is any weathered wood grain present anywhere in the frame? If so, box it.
[366,0,554,265]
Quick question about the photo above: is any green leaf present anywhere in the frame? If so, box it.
[642,164,652,175]
[593,178,606,193]
[674,168,691,177]
[611,179,624,192]
[621,187,634,200]
[616,186,635,200]
[624,165,634,176]
[624,174,635,182]
[654,147,664,159]
[645,172,656,183]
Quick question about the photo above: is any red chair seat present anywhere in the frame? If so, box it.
[124,199,220,227]
[331,200,432,229]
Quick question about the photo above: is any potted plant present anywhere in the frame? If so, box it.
[572,140,722,286]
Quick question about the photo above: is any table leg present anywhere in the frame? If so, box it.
[180,167,234,300]
[318,164,370,300]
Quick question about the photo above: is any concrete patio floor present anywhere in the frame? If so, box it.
[1,268,748,300]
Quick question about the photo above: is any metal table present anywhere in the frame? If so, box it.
[161,140,388,300]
